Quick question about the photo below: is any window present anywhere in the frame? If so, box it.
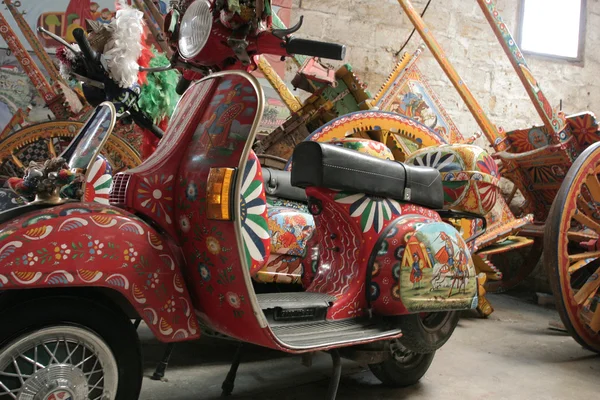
[518,0,586,61]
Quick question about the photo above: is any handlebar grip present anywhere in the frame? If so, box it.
[73,28,101,75]
[129,108,164,139]
[285,37,346,61]
[176,76,192,95]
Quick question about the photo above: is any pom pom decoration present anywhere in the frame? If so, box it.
[102,1,146,88]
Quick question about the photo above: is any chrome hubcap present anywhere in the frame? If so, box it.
[0,327,118,400]
[21,363,86,400]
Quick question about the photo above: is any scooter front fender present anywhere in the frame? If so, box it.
[0,202,198,343]
[368,214,478,315]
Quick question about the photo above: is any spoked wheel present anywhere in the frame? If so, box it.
[0,296,142,399]
[545,141,600,353]
[368,339,435,387]
[394,311,459,354]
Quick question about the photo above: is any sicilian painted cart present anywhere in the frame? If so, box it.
[384,0,600,352]
[254,0,600,350]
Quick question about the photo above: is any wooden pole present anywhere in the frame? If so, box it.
[397,0,505,150]
[3,0,66,86]
[476,0,563,134]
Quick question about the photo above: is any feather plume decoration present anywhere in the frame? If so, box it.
[103,1,145,88]
[138,47,181,124]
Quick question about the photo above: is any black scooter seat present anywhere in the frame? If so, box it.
[290,141,443,210]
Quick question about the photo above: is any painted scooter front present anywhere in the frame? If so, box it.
[0,202,198,343]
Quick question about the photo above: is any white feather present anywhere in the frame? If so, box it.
[102,1,145,88]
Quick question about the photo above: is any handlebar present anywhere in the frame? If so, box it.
[72,28,103,78]
[129,108,164,139]
[285,37,346,61]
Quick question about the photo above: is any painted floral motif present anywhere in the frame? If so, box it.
[239,156,269,270]
[146,272,160,289]
[83,157,113,204]
[206,236,221,255]
[54,244,72,260]
[17,252,38,266]
[199,264,211,281]
[335,192,401,233]
[226,292,241,309]
[123,247,138,262]
[164,296,177,313]
[179,215,191,233]
[186,182,198,201]
[88,240,104,255]
[137,174,174,224]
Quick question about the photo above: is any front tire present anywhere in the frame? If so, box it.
[368,339,435,387]
[0,295,142,399]
[395,311,459,353]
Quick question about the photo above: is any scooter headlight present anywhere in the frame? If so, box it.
[178,0,212,60]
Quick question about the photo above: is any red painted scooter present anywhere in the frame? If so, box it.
[0,1,483,399]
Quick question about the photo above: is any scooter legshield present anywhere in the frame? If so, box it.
[0,203,199,343]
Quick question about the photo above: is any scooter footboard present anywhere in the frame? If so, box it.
[368,215,478,315]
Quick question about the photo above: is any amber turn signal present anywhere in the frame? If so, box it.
[207,167,235,220]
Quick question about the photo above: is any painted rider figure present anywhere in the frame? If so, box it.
[410,252,424,289]
[436,231,455,273]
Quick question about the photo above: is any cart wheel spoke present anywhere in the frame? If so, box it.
[573,210,600,234]
[589,306,600,332]
[568,251,600,264]
[585,174,600,200]
[573,267,600,305]
[568,259,597,275]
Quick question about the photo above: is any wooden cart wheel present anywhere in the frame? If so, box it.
[303,111,446,162]
[545,141,600,353]
[0,121,142,183]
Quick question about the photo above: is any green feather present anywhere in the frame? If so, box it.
[137,47,182,124]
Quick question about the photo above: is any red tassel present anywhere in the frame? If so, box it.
[137,27,153,85]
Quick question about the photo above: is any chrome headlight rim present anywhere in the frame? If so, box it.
[178,0,212,60]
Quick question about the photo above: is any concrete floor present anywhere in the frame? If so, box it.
[139,294,600,400]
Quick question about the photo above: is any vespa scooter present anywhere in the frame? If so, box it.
[0,1,482,399]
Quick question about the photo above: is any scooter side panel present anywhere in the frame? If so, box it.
[305,187,446,319]
[369,216,478,314]
[175,73,276,347]
[0,203,198,343]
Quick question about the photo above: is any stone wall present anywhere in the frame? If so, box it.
[289,0,600,149]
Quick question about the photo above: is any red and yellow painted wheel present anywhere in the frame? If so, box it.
[0,121,142,183]
[545,141,600,353]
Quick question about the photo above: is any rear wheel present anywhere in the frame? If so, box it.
[395,311,459,353]
[368,339,435,387]
[0,295,142,399]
